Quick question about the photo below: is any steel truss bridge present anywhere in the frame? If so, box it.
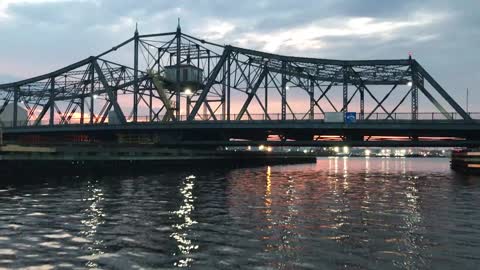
[1,25,479,147]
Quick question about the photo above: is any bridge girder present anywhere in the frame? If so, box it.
[0,28,472,130]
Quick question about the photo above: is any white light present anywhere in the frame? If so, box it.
[93,94,99,99]
[333,147,340,153]
[303,149,308,154]
[343,146,349,154]
[259,145,265,151]
[286,86,290,90]
[365,149,371,156]
[267,146,273,152]
[184,88,193,96]
[407,81,413,87]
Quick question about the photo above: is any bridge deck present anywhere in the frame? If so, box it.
[2,119,480,147]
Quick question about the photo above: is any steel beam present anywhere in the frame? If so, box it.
[133,30,139,123]
[175,26,181,121]
[309,79,315,120]
[281,61,287,120]
[92,61,127,124]
[359,85,364,120]
[227,54,231,121]
[49,77,55,126]
[264,70,268,120]
[229,46,410,67]
[411,63,418,120]
[365,84,398,120]
[188,48,230,121]
[417,82,452,120]
[13,87,19,127]
[0,57,94,89]
[236,68,268,120]
[415,61,471,120]
[90,63,95,125]
[342,66,348,112]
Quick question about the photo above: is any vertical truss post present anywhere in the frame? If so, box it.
[49,77,55,126]
[186,96,191,118]
[175,25,181,121]
[206,50,210,120]
[90,63,94,124]
[80,88,85,125]
[281,61,287,120]
[342,66,348,112]
[157,48,161,74]
[264,69,268,120]
[222,59,226,120]
[411,62,418,120]
[133,29,139,123]
[13,86,19,127]
[309,79,315,120]
[197,45,201,79]
[149,81,153,122]
[418,75,424,114]
[227,54,231,121]
[359,85,365,120]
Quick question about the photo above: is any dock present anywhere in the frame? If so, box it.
[451,149,480,174]
[0,144,317,176]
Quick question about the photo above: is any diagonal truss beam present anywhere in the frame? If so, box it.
[415,61,471,120]
[366,84,398,120]
[188,48,230,121]
[236,68,268,120]
[92,60,127,124]
[417,83,451,120]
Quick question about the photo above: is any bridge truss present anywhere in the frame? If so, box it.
[0,25,474,144]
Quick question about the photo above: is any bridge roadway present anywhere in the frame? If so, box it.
[3,119,480,147]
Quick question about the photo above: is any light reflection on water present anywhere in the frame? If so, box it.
[0,158,479,269]
[81,180,105,268]
[170,175,199,267]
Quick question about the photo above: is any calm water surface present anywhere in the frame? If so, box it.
[1,157,480,269]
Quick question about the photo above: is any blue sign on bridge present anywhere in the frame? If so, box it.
[345,112,357,124]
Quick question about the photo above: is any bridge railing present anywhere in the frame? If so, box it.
[3,112,480,128]
[182,112,480,121]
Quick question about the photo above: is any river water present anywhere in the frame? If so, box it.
[0,157,480,269]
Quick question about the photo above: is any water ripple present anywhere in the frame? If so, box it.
[0,158,479,269]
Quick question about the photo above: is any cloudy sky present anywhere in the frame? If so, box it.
[0,0,478,110]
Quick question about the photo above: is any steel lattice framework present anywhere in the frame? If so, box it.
[0,25,472,129]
